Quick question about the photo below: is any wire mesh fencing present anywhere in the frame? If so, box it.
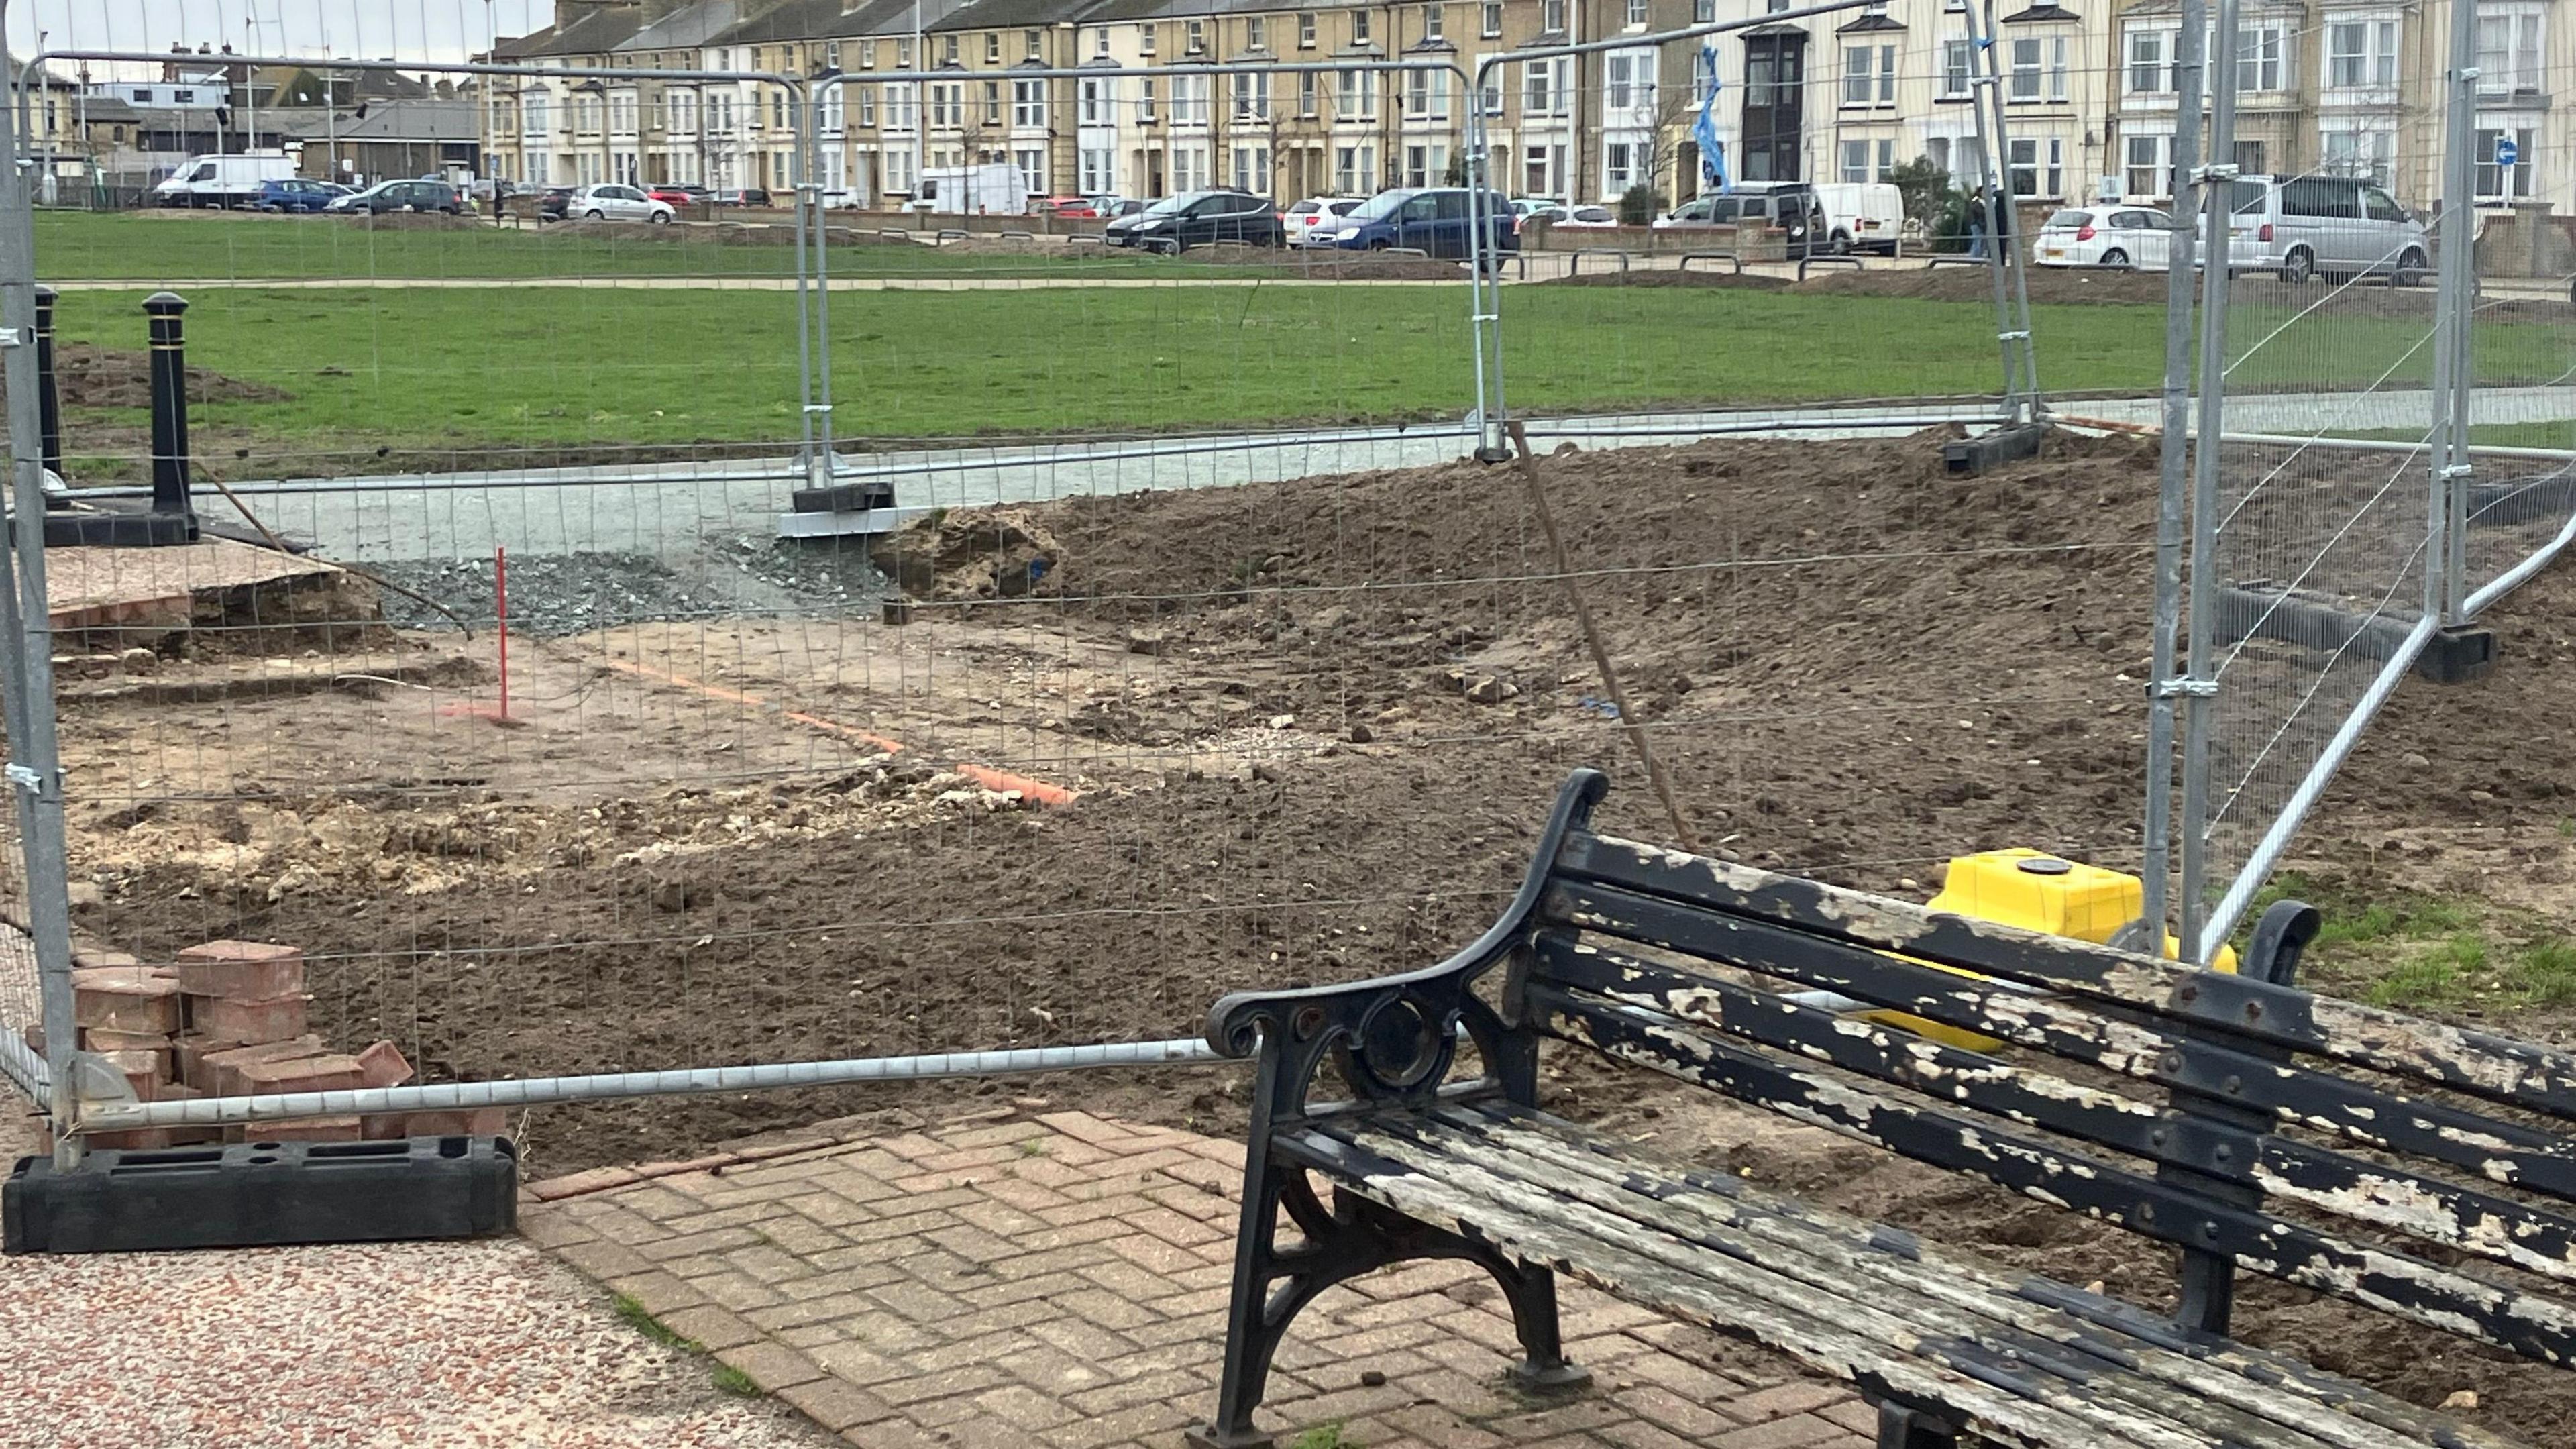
[3,9,2117,1171]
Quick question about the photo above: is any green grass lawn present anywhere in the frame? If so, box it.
[2247,869,2576,1012]
[44,272,2553,472]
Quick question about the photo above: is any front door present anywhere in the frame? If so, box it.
[1740,34,1805,183]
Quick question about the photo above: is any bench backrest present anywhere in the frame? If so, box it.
[1511,770,2576,1367]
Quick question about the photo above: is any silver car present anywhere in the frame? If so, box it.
[2223,174,2429,284]
[566,184,676,224]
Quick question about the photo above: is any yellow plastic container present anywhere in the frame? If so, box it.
[1865,849,2233,1049]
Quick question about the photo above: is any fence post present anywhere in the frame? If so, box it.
[0,38,89,1168]
[1960,0,2041,423]
[804,81,837,486]
[2433,0,2480,625]
[2140,0,2211,942]
[1464,91,1510,462]
[2178,0,2245,961]
[144,291,197,522]
[34,283,63,496]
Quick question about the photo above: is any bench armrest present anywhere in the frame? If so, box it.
[1203,770,1607,1117]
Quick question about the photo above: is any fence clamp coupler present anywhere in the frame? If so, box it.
[2191,164,2242,184]
[2440,463,2475,480]
[5,762,57,801]
[0,327,21,350]
[2151,678,2219,700]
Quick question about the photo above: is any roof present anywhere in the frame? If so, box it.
[1836,12,1904,31]
[2000,3,2081,20]
[74,97,144,125]
[490,25,559,60]
[713,0,851,45]
[922,0,1091,35]
[821,0,981,38]
[521,5,648,58]
[282,99,480,144]
[617,0,749,52]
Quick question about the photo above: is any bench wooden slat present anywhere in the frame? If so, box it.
[1539,985,2576,1368]
[1296,1118,2353,1449]
[1550,871,2576,1199]
[1401,1104,2517,1449]
[1273,1126,2195,1449]
[1558,830,2576,1124]
[1542,936,2576,1286]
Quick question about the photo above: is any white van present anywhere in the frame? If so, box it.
[1814,182,1904,255]
[2222,174,2432,284]
[152,154,300,209]
[910,163,1030,216]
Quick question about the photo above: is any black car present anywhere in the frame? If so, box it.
[709,188,774,207]
[1104,190,1282,254]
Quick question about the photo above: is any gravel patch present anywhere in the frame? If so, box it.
[0,1229,835,1449]
[370,553,747,637]
[371,547,888,636]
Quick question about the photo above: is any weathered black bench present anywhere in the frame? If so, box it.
[1189,769,2576,1448]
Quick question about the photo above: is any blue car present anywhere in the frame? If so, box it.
[1318,188,1517,266]
[254,178,343,214]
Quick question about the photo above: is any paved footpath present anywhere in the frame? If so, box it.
[523,1109,1876,1449]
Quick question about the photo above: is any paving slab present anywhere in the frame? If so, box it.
[526,1110,1875,1449]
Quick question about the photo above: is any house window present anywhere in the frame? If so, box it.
[1607,54,1636,110]
[1626,0,1648,24]
[1080,148,1112,193]
[1406,142,1431,186]
[1081,79,1106,124]
[1187,19,1206,53]
[1477,58,1503,113]
[1353,9,1373,44]
[983,81,1001,124]
[2125,131,2169,197]
[1301,71,1321,115]
[2127,29,2167,93]
[1026,28,1042,60]
[859,87,877,125]
[2321,127,2393,184]
[1605,140,1635,195]
[1524,59,1551,114]
[1843,46,1875,105]
[1093,28,1110,58]
[2010,38,2041,99]
[1695,0,1715,17]
[1236,72,1272,121]
[2049,36,2068,99]
[985,32,1001,62]
[2328,19,2398,88]
[1250,17,1268,48]
[2477,125,2537,199]
[1014,146,1044,193]
[1335,144,1365,191]
[862,40,877,68]
[1140,77,1157,121]
[1140,23,1156,56]
[1014,80,1046,127]
[1876,138,1894,178]
[1301,15,1318,47]
[1942,38,1972,97]
[1234,144,1271,190]
[2237,23,2283,93]
[2477,10,2544,95]
[1841,138,1870,182]
[1543,0,1567,34]
[943,35,959,64]
[2009,136,2038,194]
[1483,3,1504,37]
[1426,5,1446,40]
[898,38,914,66]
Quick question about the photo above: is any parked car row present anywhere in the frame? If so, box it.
[2033,174,2430,284]
[1099,186,1522,267]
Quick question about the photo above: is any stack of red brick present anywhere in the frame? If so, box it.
[23,938,503,1150]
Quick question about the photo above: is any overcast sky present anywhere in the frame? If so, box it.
[8,1,557,69]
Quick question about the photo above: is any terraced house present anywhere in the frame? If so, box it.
[482,0,2562,219]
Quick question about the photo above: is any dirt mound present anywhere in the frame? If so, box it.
[340,212,483,233]
[1792,263,2176,305]
[1542,268,1794,291]
[52,341,292,408]
[868,504,1064,600]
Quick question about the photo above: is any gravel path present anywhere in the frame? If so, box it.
[0,1136,833,1449]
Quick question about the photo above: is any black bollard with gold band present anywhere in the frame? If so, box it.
[144,291,196,527]
[34,285,64,504]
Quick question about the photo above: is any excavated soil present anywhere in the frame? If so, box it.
[57,427,2576,1438]
[48,341,293,408]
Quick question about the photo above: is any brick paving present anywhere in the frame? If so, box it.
[523,1109,1876,1449]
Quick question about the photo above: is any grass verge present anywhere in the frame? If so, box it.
[2249,871,2576,1013]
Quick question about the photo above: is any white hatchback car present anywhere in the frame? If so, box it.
[568,184,676,223]
[1283,197,1365,246]
[2032,205,2172,270]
